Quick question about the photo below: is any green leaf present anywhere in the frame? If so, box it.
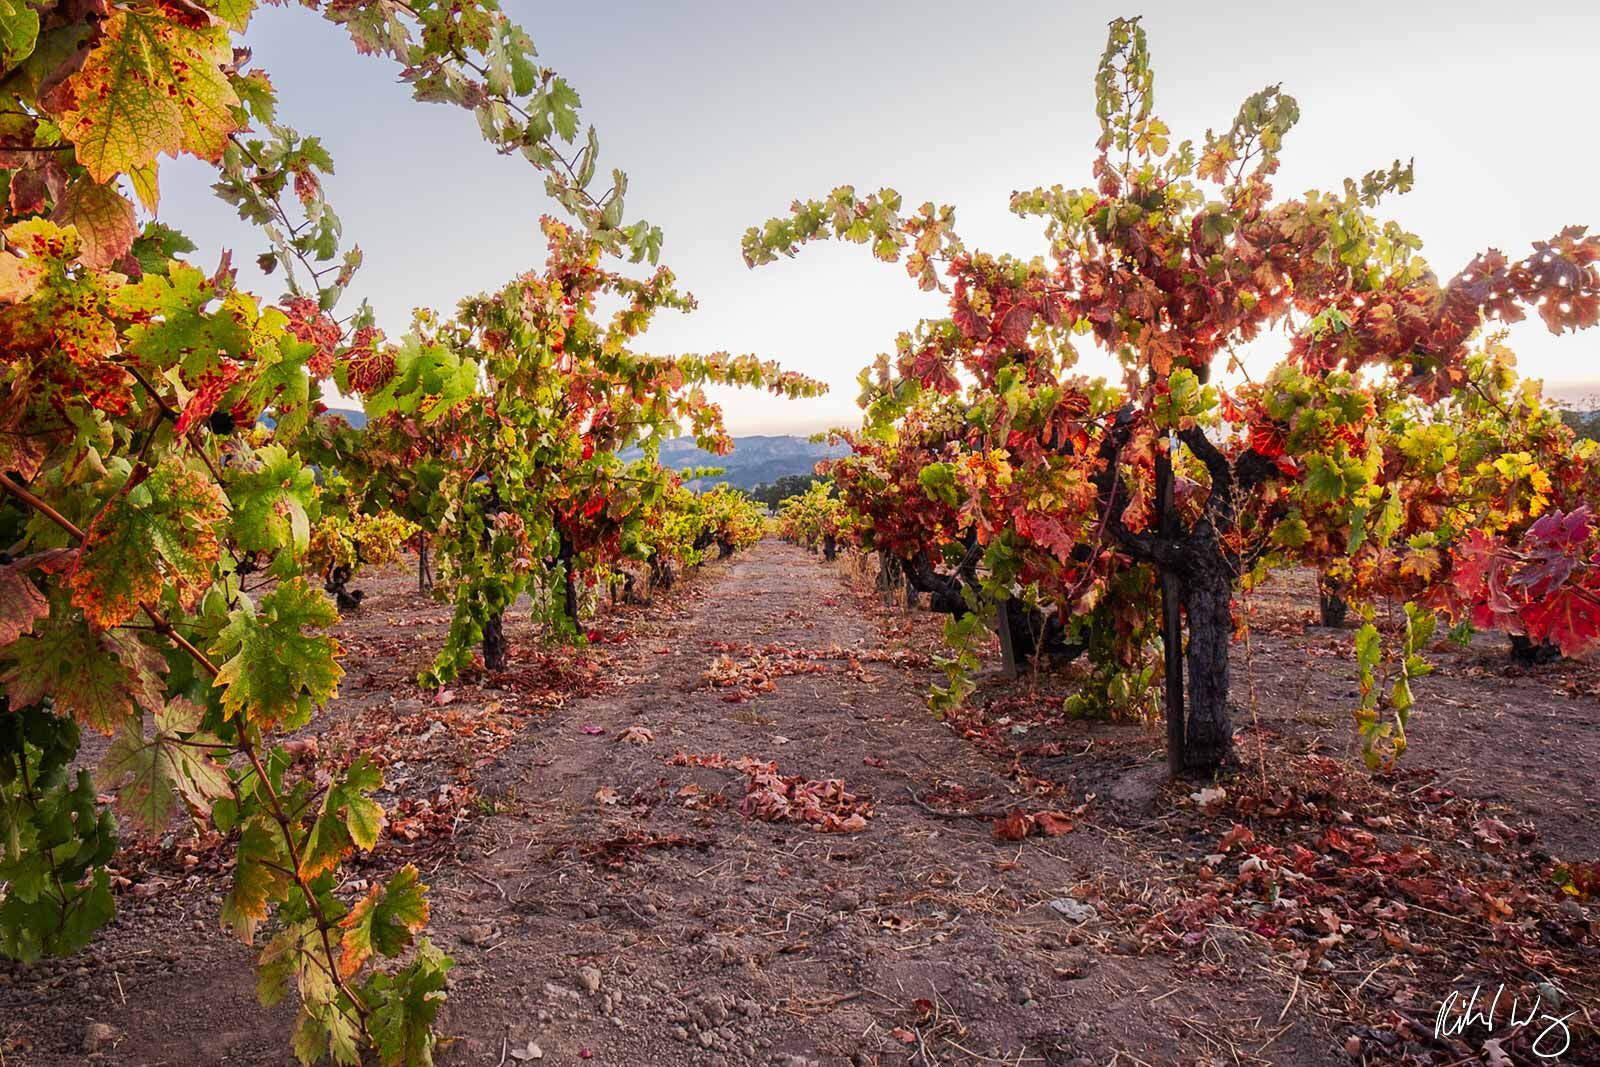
[0,866,113,962]
[0,0,38,66]
[299,755,384,879]
[221,815,292,943]
[1354,623,1380,675]
[1,615,165,734]
[543,77,581,142]
[291,1009,334,1067]
[96,696,232,834]
[1270,513,1309,549]
[128,221,198,277]
[227,444,318,565]
[365,939,452,1067]
[255,924,298,1007]
[112,263,238,372]
[0,717,117,962]
[205,0,255,32]
[212,577,343,729]
[338,864,428,977]
[917,462,959,507]
[363,335,479,422]
[1301,453,1344,505]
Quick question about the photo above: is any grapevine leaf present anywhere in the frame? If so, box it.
[112,263,248,377]
[363,334,479,422]
[1,615,164,733]
[55,8,241,185]
[127,162,160,213]
[205,0,256,32]
[338,864,428,977]
[49,179,137,270]
[291,1004,362,1067]
[221,816,292,943]
[255,924,298,1007]
[228,443,318,564]
[129,221,198,276]
[0,734,118,961]
[1521,583,1600,657]
[1354,623,1381,674]
[212,577,343,729]
[96,696,232,834]
[0,219,94,310]
[289,1013,324,1066]
[0,0,40,67]
[0,868,114,962]
[299,755,384,879]
[364,939,452,1067]
[0,566,48,645]
[69,461,228,628]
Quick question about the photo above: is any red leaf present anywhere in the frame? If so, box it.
[1218,823,1255,852]
[1521,582,1600,657]
[992,809,1033,841]
[1034,811,1074,837]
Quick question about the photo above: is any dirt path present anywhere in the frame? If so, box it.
[409,541,1324,1067]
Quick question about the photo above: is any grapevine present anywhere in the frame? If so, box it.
[745,17,1600,774]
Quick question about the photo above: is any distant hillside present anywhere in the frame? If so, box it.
[320,412,840,491]
[627,435,847,491]
[326,408,368,429]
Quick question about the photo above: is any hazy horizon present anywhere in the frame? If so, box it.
[162,0,1600,434]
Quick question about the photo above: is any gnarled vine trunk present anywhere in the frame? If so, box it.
[323,562,364,612]
[556,529,579,631]
[417,533,434,592]
[480,486,509,669]
[483,612,508,672]
[1317,571,1348,628]
[1175,532,1234,774]
[1109,423,1274,778]
[902,544,1085,668]
[650,558,675,595]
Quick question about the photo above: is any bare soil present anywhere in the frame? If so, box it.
[2,541,1596,1067]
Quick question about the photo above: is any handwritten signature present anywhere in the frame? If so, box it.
[1434,984,1574,1060]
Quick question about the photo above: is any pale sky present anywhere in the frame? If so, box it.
[162,0,1600,433]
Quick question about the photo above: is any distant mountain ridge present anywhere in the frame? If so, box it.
[627,434,847,490]
[322,411,842,491]
[326,408,368,429]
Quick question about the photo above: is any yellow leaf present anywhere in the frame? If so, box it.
[56,8,240,185]
[127,163,159,213]
[0,219,77,304]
